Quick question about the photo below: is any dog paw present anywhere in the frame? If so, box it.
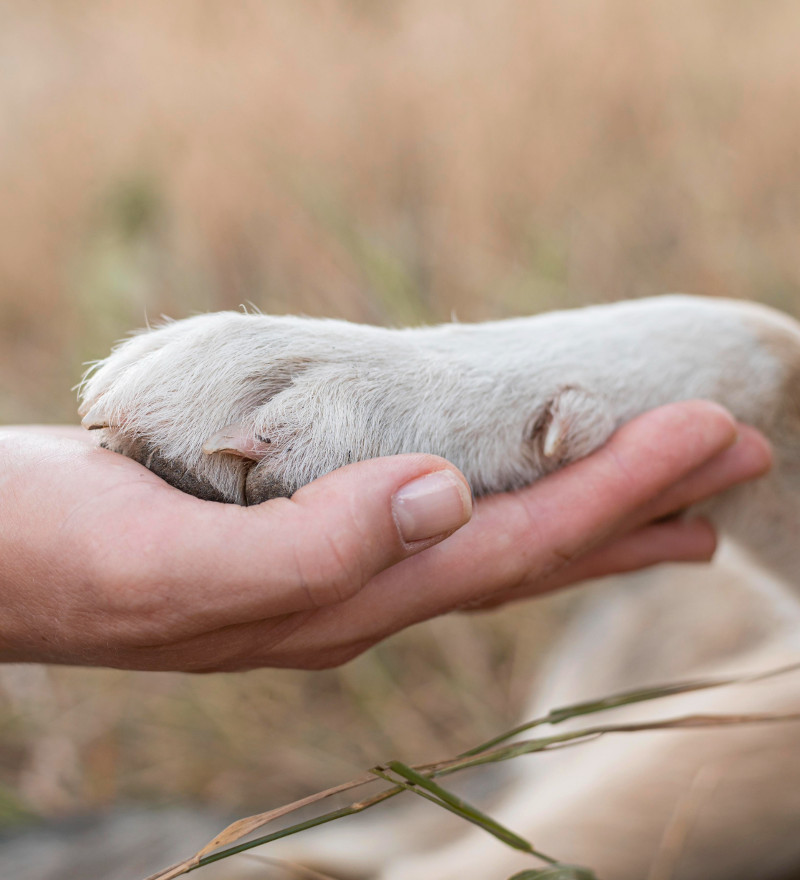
[79,313,618,504]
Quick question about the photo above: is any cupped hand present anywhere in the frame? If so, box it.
[0,400,771,671]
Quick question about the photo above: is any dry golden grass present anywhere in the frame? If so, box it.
[2,0,800,828]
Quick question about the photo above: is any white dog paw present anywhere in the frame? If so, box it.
[78,312,617,504]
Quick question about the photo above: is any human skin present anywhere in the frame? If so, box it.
[0,401,772,672]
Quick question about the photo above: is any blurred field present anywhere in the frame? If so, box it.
[2,0,800,842]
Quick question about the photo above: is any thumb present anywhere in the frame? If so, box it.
[284,454,474,607]
[175,454,473,620]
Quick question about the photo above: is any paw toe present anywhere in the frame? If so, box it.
[528,386,616,471]
[244,466,295,504]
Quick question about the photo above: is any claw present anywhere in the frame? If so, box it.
[531,386,615,468]
[81,403,112,430]
[202,423,272,461]
[542,417,566,458]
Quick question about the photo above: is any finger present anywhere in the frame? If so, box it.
[131,454,472,635]
[472,400,738,578]
[464,517,718,610]
[459,425,771,613]
[621,424,772,529]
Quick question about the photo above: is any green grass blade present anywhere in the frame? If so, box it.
[508,866,597,880]
[384,761,556,863]
[462,660,800,756]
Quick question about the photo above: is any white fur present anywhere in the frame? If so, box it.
[79,297,788,492]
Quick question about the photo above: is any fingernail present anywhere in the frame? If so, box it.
[392,470,472,543]
[733,425,774,477]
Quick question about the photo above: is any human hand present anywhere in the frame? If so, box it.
[0,400,771,671]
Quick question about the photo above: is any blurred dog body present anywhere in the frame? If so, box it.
[79,295,800,880]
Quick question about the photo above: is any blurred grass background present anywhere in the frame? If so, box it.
[1,0,800,833]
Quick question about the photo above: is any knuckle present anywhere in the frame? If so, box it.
[291,530,366,607]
